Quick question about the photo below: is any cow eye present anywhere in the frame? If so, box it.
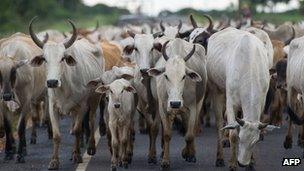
[121,89,124,93]
[164,74,169,80]
[110,89,113,94]
[182,75,186,80]
[134,47,138,51]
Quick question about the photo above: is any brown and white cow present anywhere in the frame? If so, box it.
[28,17,104,170]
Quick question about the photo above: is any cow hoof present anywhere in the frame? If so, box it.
[122,162,128,169]
[30,137,37,144]
[111,166,117,171]
[246,163,255,171]
[72,153,83,164]
[87,146,96,156]
[229,166,237,171]
[48,159,59,170]
[283,137,293,149]
[148,156,157,164]
[222,139,230,148]
[4,153,14,161]
[185,155,196,163]
[297,139,304,147]
[16,154,25,163]
[215,159,225,167]
[139,128,148,134]
[160,160,170,169]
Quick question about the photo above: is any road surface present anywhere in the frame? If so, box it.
[0,114,303,171]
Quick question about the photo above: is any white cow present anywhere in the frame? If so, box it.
[148,38,207,168]
[207,27,273,170]
[95,78,136,170]
[28,17,104,170]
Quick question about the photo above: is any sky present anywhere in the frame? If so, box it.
[82,0,299,16]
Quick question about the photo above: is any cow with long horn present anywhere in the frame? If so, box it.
[147,38,207,169]
[207,27,275,170]
[188,14,217,50]
[28,17,104,170]
[159,20,186,39]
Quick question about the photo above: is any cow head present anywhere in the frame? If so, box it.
[29,17,77,88]
[189,14,216,50]
[0,57,28,101]
[274,59,287,90]
[123,31,162,76]
[222,117,274,166]
[95,79,136,109]
[148,41,201,111]
[160,20,183,39]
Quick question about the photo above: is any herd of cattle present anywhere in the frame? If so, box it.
[0,14,304,170]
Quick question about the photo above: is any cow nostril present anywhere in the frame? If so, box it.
[2,93,13,101]
[170,101,181,109]
[47,80,59,88]
[114,104,120,108]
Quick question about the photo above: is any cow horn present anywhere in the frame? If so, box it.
[258,122,269,130]
[29,16,45,49]
[160,20,165,32]
[184,45,196,62]
[153,31,164,38]
[190,14,198,28]
[235,117,245,127]
[64,19,77,49]
[162,41,170,61]
[178,20,182,31]
[43,33,49,44]
[284,26,295,45]
[203,14,214,32]
[127,30,135,38]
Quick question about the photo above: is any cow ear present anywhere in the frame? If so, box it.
[147,67,165,77]
[123,45,135,55]
[186,68,202,82]
[87,77,103,87]
[95,85,109,94]
[153,43,162,52]
[121,74,134,80]
[124,85,136,93]
[30,55,45,67]
[63,55,77,66]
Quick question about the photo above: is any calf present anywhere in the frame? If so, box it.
[96,78,136,170]
[29,17,104,170]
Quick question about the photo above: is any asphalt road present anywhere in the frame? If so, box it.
[0,113,303,171]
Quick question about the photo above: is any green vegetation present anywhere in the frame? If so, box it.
[0,0,129,37]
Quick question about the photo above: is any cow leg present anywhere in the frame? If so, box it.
[109,124,119,170]
[48,96,61,170]
[87,96,100,156]
[3,116,16,161]
[43,94,53,140]
[16,110,28,163]
[121,124,130,168]
[160,106,173,169]
[138,113,147,134]
[99,97,106,136]
[226,99,238,171]
[126,123,135,164]
[284,118,293,149]
[297,125,304,147]
[148,109,159,164]
[30,102,39,145]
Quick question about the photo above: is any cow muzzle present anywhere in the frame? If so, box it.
[47,79,59,88]
[170,101,182,109]
[114,103,121,109]
[2,93,14,101]
[238,161,248,168]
